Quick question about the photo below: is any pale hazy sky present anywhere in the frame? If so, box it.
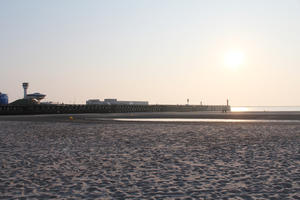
[1,0,300,106]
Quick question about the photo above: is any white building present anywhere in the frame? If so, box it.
[86,98,148,105]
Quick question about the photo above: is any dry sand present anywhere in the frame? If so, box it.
[0,114,300,199]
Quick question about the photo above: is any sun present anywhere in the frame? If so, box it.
[224,50,245,69]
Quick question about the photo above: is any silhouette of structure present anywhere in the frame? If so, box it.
[22,82,46,102]
[22,83,28,99]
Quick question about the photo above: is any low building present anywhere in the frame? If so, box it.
[86,98,148,105]
[117,101,149,105]
[86,99,102,105]
[104,99,118,104]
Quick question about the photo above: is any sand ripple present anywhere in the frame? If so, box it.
[0,121,300,199]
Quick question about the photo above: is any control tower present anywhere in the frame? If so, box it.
[22,82,29,99]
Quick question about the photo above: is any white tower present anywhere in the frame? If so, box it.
[22,82,29,99]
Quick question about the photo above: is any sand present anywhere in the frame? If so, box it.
[0,114,300,199]
[1,111,300,122]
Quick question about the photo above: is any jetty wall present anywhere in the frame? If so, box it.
[0,104,230,115]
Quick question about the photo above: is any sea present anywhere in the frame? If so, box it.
[231,106,300,112]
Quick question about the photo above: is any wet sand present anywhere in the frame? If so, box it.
[1,111,300,123]
[0,114,300,199]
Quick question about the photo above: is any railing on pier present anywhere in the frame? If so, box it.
[0,104,231,115]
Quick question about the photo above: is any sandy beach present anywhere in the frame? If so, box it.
[0,113,300,199]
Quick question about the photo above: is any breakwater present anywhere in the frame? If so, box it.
[0,104,230,115]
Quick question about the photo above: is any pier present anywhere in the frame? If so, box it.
[0,104,230,115]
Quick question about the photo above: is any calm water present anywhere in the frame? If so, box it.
[231,106,300,112]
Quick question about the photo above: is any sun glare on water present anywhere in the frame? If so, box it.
[224,50,245,69]
[231,107,249,112]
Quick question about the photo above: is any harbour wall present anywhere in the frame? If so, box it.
[0,104,230,115]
